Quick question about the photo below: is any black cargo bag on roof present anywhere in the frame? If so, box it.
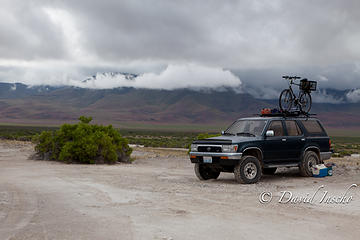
[300,79,317,92]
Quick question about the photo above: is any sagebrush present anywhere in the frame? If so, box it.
[34,117,132,164]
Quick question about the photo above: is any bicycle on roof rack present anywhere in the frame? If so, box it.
[279,76,317,114]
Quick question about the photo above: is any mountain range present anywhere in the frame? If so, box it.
[0,73,359,130]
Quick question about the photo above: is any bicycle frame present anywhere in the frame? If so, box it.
[287,80,302,102]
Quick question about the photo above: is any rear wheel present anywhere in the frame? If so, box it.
[299,151,319,177]
[194,163,220,180]
[279,89,293,112]
[234,156,262,184]
[299,92,312,113]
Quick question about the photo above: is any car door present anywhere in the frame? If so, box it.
[262,120,288,163]
[283,120,305,161]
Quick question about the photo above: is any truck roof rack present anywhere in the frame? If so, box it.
[257,110,316,118]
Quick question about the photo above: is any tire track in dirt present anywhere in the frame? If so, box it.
[0,184,39,240]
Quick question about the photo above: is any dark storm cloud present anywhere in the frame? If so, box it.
[55,0,360,67]
[63,0,211,62]
[0,0,359,97]
[0,0,67,60]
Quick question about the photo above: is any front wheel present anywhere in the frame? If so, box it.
[279,89,293,112]
[299,92,312,113]
[234,156,262,184]
[194,163,220,180]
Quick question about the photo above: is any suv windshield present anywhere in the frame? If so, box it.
[224,120,266,137]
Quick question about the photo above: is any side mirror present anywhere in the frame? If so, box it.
[266,130,274,137]
[221,130,225,135]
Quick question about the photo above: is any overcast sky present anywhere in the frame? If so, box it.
[0,0,360,100]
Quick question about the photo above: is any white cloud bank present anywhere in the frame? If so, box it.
[70,64,242,91]
[312,90,345,104]
[0,63,242,91]
[346,89,360,103]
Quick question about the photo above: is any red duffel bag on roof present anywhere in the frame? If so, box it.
[261,108,271,115]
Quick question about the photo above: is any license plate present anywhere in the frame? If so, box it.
[203,156,212,163]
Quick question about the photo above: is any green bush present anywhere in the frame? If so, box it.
[196,133,221,140]
[33,117,132,164]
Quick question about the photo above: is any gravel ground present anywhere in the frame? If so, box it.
[0,140,360,240]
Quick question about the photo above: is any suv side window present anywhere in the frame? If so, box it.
[300,120,324,134]
[267,121,284,136]
[285,121,302,136]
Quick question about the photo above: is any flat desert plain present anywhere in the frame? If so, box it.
[0,140,359,240]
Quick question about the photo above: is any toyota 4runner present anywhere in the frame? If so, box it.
[189,116,332,184]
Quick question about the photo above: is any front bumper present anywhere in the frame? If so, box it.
[189,152,243,159]
[189,152,243,165]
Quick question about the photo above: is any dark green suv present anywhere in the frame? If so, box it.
[189,116,332,184]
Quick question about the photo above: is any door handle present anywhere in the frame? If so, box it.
[282,139,287,142]
[301,138,305,141]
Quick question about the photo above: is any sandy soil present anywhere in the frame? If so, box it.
[1,140,360,240]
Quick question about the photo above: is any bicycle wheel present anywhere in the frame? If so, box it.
[299,92,312,113]
[279,89,293,112]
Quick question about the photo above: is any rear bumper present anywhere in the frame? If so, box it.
[320,151,332,161]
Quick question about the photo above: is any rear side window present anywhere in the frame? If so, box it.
[285,121,302,136]
[301,120,324,134]
[268,121,284,136]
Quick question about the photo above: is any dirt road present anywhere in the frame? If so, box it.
[1,140,359,240]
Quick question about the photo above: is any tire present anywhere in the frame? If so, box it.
[194,163,220,180]
[262,167,277,175]
[234,156,262,184]
[299,151,319,177]
[299,92,312,113]
[279,89,293,112]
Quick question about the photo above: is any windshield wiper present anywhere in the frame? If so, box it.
[223,132,235,136]
[236,132,256,137]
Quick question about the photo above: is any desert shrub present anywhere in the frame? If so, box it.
[331,141,360,158]
[126,136,193,148]
[196,133,221,140]
[33,117,132,164]
[0,125,57,141]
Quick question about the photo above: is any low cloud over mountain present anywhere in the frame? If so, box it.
[346,89,360,103]
[2,68,360,104]
[70,64,242,91]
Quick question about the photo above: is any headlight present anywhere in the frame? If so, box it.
[222,144,238,153]
[190,144,198,152]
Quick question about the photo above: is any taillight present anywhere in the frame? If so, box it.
[329,139,331,149]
